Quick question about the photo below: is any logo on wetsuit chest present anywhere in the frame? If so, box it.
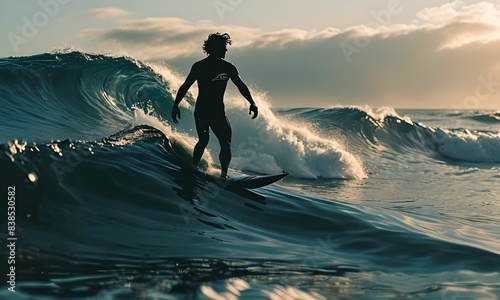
[212,73,229,81]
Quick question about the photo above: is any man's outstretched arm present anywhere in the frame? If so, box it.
[231,73,258,119]
[172,66,197,123]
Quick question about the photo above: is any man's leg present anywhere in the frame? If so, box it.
[211,115,232,178]
[193,116,210,167]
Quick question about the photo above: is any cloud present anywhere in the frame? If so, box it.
[80,18,338,60]
[417,1,500,25]
[416,1,500,48]
[79,2,500,109]
[88,7,130,19]
[80,17,261,59]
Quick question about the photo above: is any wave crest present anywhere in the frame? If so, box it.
[285,106,500,163]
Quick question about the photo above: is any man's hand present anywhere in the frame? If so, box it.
[249,104,258,119]
[171,105,181,123]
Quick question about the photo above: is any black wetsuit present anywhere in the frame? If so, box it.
[190,57,238,170]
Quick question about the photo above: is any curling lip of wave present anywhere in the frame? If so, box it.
[0,50,173,142]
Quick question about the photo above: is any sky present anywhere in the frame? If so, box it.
[2,0,500,109]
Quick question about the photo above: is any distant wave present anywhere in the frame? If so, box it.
[446,111,500,123]
[469,113,500,123]
[282,106,500,163]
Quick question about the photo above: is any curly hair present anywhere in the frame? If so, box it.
[202,32,232,55]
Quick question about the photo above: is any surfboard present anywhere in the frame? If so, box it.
[163,136,289,190]
[207,172,289,190]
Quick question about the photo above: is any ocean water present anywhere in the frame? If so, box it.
[0,51,499,299]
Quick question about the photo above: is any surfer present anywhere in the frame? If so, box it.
[171,32,258,179]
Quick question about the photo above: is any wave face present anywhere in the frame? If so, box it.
[1,52,500,299]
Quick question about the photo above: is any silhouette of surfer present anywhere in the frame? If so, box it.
[172,32,258,178]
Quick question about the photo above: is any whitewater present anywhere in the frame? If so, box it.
[0,51,499,299]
